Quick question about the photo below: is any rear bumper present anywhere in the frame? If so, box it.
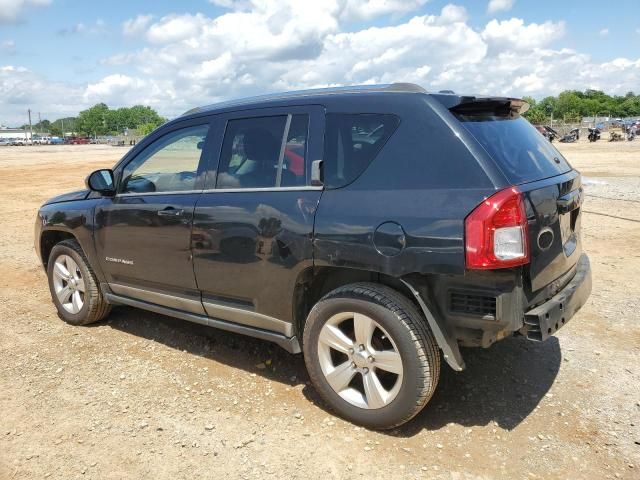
[522,254,592,341]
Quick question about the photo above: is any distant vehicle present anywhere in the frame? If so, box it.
[559,128,580,143]
[49,137,64,145]
[65,137,90,145]
[609,128,624,142]
[11,138,29,146]
[0,138,12,146]
[535,125,557,142]
[33,137,51,145]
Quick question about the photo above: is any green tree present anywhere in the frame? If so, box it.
[75,103,110,137]
[73,103,165,136]
[137,123,158,137]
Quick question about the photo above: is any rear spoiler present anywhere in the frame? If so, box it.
[431,94,529,118]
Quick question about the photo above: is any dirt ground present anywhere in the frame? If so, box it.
[1,140,638,479]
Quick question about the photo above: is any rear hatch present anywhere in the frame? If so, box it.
[451,98,583,300]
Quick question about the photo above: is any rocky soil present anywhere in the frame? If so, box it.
[1,142,638,479]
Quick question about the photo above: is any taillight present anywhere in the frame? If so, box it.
[465,187,529,269]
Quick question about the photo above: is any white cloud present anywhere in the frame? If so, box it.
[0,0,50,24]
[0,66,83,125]
[58,19,107,36]
[438,4,467,24]
[337,0,428,21]
[599,28,609,36]
[2,0,640,124]
[209,0,428,21]
[146,13,209,44]
[487,0,514,14]
[83,74,169,107]
[482,18,565,51]
[209,0,246,8]
[122,14,153,36]
[1,39,16,53]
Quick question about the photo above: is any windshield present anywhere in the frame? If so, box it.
[457,115,572,184]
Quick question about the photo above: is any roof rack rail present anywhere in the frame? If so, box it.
[180,83,428,117]
[386,83,427,93]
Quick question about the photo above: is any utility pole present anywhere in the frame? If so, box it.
[61,118,64,138]
[38,112,42,137]
[28,109,33,143]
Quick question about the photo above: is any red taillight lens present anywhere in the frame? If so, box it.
[465,187,529,269]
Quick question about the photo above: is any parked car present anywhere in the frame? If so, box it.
[49,137,64,145]
[35,84,591,429]
[65,137,90,145]
[0,138,12,146]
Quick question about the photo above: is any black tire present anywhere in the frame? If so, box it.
[303,283,440,430]
[47,239,111,325]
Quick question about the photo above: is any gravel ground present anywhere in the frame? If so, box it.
[0,141,639,479]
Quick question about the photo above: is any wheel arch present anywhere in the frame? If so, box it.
[40,228,78,269]
[292,266,465,371]
[292,266,419,337]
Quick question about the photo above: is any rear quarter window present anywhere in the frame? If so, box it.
[457,115,572,184]
[323,113,400,188]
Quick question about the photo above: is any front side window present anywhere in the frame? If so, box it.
[120,125,209,194]
[323,113,399,188]
[217,114,309,189]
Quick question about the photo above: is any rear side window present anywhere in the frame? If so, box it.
[216,114,309,189]
[323,113,399,188]
[457,115,571,184]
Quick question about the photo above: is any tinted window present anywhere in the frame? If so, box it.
[217,114,309,189]
[457,115,572,184]
[121,125,209,194]
[323,113,399,188]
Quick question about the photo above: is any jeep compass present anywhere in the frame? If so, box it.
[35,83,591,429]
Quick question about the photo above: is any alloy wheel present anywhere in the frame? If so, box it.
[317,312,403,409]
[52,254,86,314]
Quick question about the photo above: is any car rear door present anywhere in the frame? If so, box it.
[94,118,215,313]
[191,105,324,334]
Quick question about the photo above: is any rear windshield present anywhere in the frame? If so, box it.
[456,115,572,184]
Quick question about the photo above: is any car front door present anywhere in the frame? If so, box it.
[95,120,215,314]
[191,106,324,336]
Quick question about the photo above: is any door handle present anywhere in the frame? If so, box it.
[157,207,184,217]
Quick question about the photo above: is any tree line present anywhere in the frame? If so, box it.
[523,90,640,124]
[25,104,166,137]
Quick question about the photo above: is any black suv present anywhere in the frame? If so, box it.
[35,83,591,429]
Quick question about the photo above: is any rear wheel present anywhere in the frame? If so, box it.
[303,283,440,429]
[47,240,111,325]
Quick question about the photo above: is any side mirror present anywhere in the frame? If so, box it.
[310,160,323,187]
[86,169,116,196]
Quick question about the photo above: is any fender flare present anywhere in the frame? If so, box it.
[400,279,465,371]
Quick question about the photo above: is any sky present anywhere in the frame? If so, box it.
[1,0,639,126]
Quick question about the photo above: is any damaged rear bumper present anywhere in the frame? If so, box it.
[522,254,592,341]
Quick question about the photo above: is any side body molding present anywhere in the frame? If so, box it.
[103,288,302,354]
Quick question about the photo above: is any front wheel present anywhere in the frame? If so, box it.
[303,283,440,429]
[47,240,111,325]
